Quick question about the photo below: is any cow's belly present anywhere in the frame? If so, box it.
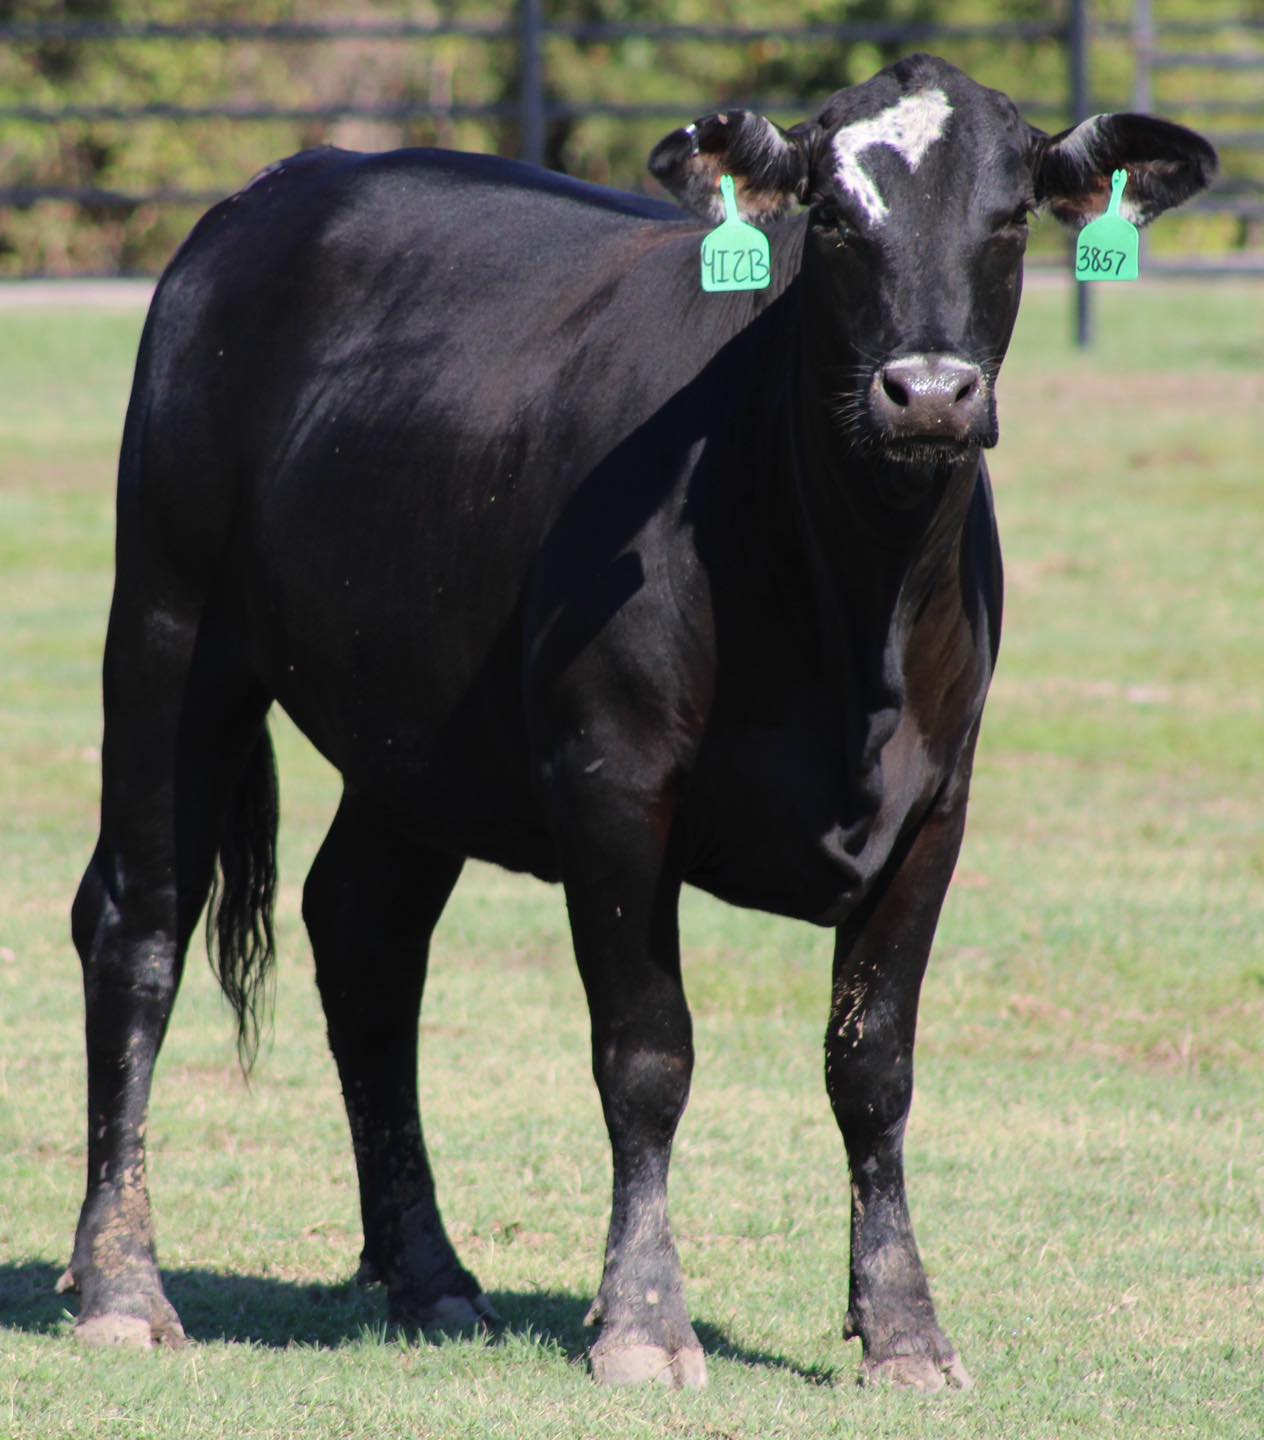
[680,712,942,926]
[683,819,907,927]
[239,505,947,909]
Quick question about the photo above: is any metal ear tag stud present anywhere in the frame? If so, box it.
[701,175,772,293]
[1075,170,1140,282]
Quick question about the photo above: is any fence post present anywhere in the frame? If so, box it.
[518,0,545,167]
[1069,0,1093,348]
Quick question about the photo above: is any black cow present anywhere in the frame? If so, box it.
[63,55,1214,1390]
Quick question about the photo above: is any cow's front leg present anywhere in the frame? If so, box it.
[550,759,704,1390]
[826,788,974,1392]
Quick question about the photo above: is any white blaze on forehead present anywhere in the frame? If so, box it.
[830,88,953,226]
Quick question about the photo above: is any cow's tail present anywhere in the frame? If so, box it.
[206,724,280,1073]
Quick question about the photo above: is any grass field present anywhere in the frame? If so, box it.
[1,279,1262,1439]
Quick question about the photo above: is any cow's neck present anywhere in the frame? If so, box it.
[781,300,983,801]
[687,224,981,757]
[793,365,980,629]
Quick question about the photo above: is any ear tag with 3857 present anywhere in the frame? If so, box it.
[1075,169,1139,283]
[701,175,772,293]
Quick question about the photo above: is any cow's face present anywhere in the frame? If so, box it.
[651,55,1215,468]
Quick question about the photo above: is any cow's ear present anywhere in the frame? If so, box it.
[649,112,819,224]
[1034,113,1217,229]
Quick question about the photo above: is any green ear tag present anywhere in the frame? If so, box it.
[1075,170,1139,283]
[700,175,772,293]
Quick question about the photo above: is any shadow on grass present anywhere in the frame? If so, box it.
[0,1261,835,1383]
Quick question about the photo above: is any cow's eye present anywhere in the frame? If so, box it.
[989,203,1032,245]
[812,199,856,239]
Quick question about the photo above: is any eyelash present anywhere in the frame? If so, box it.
[812,199,856,236]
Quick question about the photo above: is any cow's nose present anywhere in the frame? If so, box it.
[869,354,986,442]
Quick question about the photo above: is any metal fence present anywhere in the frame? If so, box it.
[2,1,1261,341]
[1130,0,1264,234]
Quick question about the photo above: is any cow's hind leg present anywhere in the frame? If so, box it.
[65,588,272,1348]
[302,794,494,1331]
[826,788,974,1392]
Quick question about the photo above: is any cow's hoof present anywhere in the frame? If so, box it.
[63,1261,187,1351]
[353,1256,383,1287]
[399,1291,501,1336]
[590,1340,708,1389]
[860,1350,972,1392]
[75,1314,155,1348]
[431,1291,501,1332]
[75,1307,187,1351]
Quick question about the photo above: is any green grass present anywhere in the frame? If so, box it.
[1,281,1262,1438]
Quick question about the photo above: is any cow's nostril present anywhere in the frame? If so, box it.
[953,379,976,405]
[882,372,911,408]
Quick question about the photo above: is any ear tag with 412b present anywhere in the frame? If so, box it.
[701,175,771,292]
[1075,169,1139,282]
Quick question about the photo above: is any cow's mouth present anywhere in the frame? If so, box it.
[879,436,982,467]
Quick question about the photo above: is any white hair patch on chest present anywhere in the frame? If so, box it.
[831,88,953,226]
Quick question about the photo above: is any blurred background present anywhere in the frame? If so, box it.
[1,0,1262,280]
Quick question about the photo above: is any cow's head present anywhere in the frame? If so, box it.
[650,54,1215,467]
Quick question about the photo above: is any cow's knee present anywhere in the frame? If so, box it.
[70,850,109,965]
[594,1023,693,1139]
[825,1022,914,1142]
